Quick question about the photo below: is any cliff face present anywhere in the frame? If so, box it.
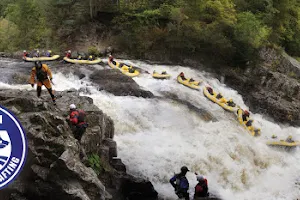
[221,48,300,126]
[0,89,158,200]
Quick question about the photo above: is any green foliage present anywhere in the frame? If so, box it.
[1,0,300,65]
[88,153,111,175]
[234,12,270,48]
[88,46,99,56]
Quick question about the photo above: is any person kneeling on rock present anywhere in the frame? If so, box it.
[67,104,88,141]
[194,173,209,198]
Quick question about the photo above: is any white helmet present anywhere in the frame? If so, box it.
[23,50,26,52]
[196,175,204,181]
[69,104,76,110]
[68,50,71,53]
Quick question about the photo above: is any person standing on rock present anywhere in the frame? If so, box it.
[30,61,56,104]
[170,166,190,200]
[67,104,88,141]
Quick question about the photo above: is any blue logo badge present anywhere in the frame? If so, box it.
[0,105,27,189]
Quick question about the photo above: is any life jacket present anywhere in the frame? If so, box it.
[36,66,48,82]
[66,53,71,58]
[175,174,189,191]
[194,179,208,197]
[70,110,86,126]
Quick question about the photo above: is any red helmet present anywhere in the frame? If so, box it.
[180,72,184,75]
[244,110,249,116]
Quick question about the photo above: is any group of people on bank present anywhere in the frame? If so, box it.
[170,166,209,199]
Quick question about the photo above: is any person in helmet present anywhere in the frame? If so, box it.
[67,104,88,141]
[285,135,294,143]
[216,93,223,99]
[194,173,209,198]
[161,71,167,75]
[206,87,214,95]
[88,55,94,61]
[23,50,29,57]
[66,50,72,58]
[30,61,56,104]
[77,55,82,60]
[170,166,190,200]
[45,50,52,57]
[35,50,40,57]
[189,78,195,83]
[108,54,116,65]
[179,72,187,81]
[242,110,250,122]
[128,65,135,73]
[226,99,236,107]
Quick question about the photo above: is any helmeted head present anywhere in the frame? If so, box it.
[180,166,189,174]
[35,61,42,68]
[162,70,166,73]
[271,134,277,139]
[68,50,71,53]
[37,50,39,53]
[89,55,92,58]
[48,50,52,53]
[69,104,76,110]
[229,99,233,102]
[244,110,249,116]
[196,175,204,181]
[23,50,26,53]
[287,135,293,139]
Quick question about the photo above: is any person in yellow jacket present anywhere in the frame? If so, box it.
[30,61,56,104]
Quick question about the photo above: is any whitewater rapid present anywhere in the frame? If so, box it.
[1,59,299,200]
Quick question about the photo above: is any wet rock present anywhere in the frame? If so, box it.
[89,69,154,98]
[120,176,158,200]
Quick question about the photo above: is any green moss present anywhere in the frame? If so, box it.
[88,153,111,175]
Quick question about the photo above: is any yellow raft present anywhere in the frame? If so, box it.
[266,140,300,147]
[203,87,236,112]
[108,60,140,77]
[237,109,261,137]
[63,57,102,64]
[152,72,171,79]
[177,75,201,90]
[23,55,60,61]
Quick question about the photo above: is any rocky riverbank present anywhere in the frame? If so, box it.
[0,89,158,200]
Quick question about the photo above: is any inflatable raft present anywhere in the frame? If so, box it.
[23,55,60,61]
[237,109,261,137]
[177,75,201,90]
[203,87,237,112]
[108,60,140,77]
[63,57,102,64]
[152,72,171,79]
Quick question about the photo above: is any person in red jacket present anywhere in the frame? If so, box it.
[179,72,187,80]
[67,104,88,141]
[66,50,71,58]
[194,174,209,198]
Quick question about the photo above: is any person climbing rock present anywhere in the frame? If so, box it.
[67,104,88,141]
[170,166,190,200]
[29,61,56,104]
[194,173,209,198]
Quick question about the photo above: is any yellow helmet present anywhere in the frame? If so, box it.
[89,55,92,58]
[287,135,293,139]
[271,134,277,139]
[229,99,233,102]
[48,50,52,53]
